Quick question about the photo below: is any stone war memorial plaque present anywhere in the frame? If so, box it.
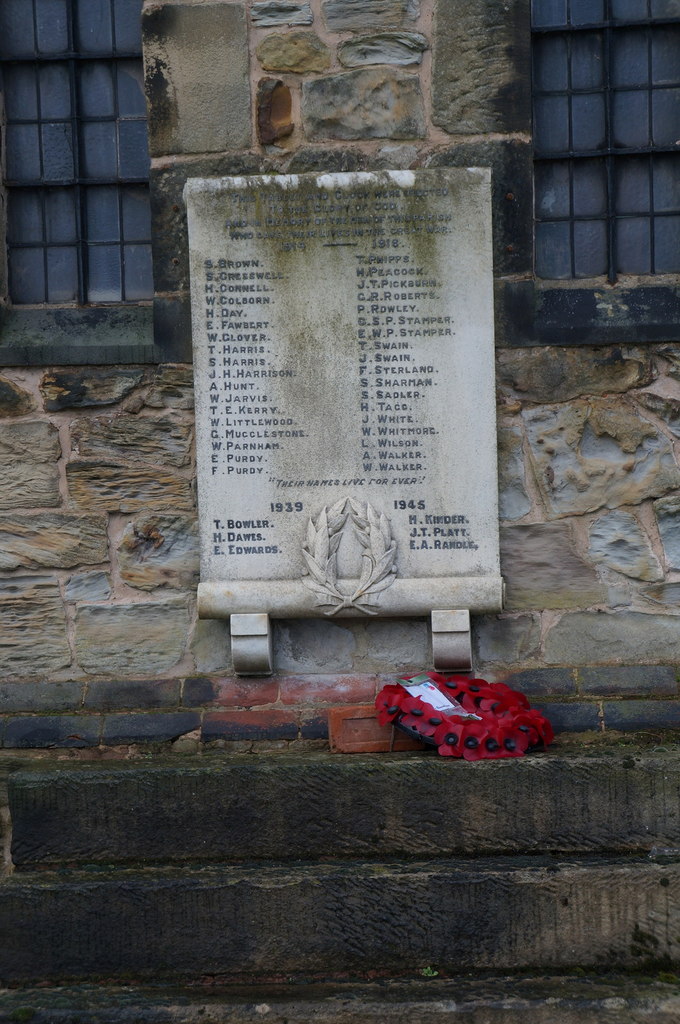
[185,169,503,630]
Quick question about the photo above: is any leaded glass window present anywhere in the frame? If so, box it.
[0,0,152,304]
[532,0,680,280]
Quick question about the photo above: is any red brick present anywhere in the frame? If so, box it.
[329,704,426,754]
[202,710,298,742]
[210,677,279,708]
[279,675,378,706]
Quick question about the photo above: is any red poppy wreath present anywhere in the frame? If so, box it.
[375,672,554,760]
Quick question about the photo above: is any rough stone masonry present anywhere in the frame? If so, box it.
[0,0,678,749]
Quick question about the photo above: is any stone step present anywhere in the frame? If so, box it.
[0,977,679,1024]
[7,750,680,868]
[1,856,679,984]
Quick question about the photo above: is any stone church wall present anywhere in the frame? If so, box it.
[0,0,678,749]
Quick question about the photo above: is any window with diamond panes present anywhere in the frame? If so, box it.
[532,0,680,280]
[0,0,152,305]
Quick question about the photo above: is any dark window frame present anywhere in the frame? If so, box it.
[0,0,175,365]
[497,0,680,348]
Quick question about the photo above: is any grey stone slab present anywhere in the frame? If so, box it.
[323,0,419,31]
[0,576,71,679]
[428,141,534,277]
[3,715,100,749]
[588,510,663,582]
[10,754,680,867]
[0,513,108,571]
[273,619,357,672]
[251,1,313,26]
[185,170,502,625]
[74,600,190,676]
[189,619,232,673]
[643,582,680,607]
[432,0,531,134]
[655,495,680,569]
[285,147,368,174]
[544,611,680,666]
[603,700,680,731]
[538,702,601,733]
[502,668,576,696]
[84,679,181,712]
[338,33,428,67]
[71,416,193,468]
[497,424,531,522]
[473,614,541,667]
[143,3,250,156]
[501,523,606,610]
[1,858,678,981]
[0,681,82,713]
[149,156,267,297]
[64,571,112,603]
[579,665,678,696]
[102,712,200,746]
[303,69,425,139]
[523,400,680,519]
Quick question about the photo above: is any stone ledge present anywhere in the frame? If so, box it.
[1,859,679,981]
[9,751,680,867]
[0,977,678,1024]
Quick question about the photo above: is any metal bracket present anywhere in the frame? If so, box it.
[431,609,473,673]
[230,613,273,675]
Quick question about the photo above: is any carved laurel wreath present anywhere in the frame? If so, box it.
[301,497,397,615]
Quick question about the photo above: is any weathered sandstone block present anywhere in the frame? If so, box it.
[64,572,112,603]
[338,33,428,67]
[117,514,199,591]
[501,523,606,610]
[323,0,418,31]
[75,600,190,675]
[497,347,654,404]
[66,462,194,513]
[71,416,192,468]
[143,3,250,155]
[145,365,194,410]
[0,576,70,678]
[0,513,108,570]
[432,0,530,134]
[256,32,330,73]
[251,1,313,26]
[0,422,61,510]
[40,369,144,410]
[655,495,680,569]
[588,510,663,581]
[545,611,680,665]
[303,69,425,140]
[523,400,680,518]
[0,377,35,417]
[497,424,531,522]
